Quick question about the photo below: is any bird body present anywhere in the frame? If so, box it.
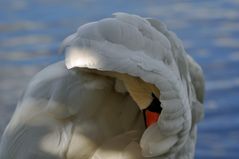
[0,61,145,159]
[0,13,204,159]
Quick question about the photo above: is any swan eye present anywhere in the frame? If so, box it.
[143,93,162,127]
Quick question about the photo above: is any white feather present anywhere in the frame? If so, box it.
[0,13,204,159]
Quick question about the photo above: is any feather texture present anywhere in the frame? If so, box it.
[0,13,204,159]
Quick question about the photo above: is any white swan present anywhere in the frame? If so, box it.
[0,13,204,159]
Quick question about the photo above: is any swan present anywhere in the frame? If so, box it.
[0,13,204,159]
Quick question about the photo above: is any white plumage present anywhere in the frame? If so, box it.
[0,13,204,159]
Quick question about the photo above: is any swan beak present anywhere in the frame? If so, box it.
[143,93,162,127]
[116,74,162,127]
[144,110,160,127]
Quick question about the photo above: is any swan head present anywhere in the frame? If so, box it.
[61,13,204,158]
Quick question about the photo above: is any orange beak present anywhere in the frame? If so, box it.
[145,110,160,127]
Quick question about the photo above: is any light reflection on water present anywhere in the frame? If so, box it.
[0,0,239,158]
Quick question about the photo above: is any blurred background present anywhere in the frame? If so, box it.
[0,0,239,158]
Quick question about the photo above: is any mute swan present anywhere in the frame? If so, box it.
[0,13,204,159]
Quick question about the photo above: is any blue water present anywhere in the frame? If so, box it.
[0,0,239,158]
